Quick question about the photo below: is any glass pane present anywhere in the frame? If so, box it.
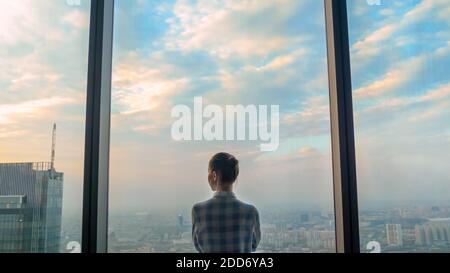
[347,0,450,253]
[0,0,91,253]
[109,0,335,253]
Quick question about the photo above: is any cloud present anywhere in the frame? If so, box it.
[254,146,322,163]
[353,55,425,99]
[111,52,191,134]
[350,0,450,67]
[0,97,75,124]
[357,82,450,124]
[253,49,308,72]
[63,10,89,29]
[0,128,27,139]
[354,41,450,100]
[352,24,397,59]
[409,98,450,122]
[419,83,450,102]
[282,96,331,138]
[113,54,190,115]
[164,0,303,58]
[0,0,43,46]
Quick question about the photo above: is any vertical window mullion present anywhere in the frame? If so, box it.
[324,0,360,253]
[82,0,115,254]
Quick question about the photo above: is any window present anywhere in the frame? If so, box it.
[347,0,450,253]
[0,0,91,253]
[3,0,447,254]
[109,0,336,253]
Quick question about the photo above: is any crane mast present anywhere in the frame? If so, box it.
[51,123,56,171]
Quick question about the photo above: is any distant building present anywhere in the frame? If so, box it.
[305,230,335,250]
[0,162,63,253]
[300,213,309,223]
[415,218,450,246]
[415,225,427,246]
[177,214,184,229]
[386,224,403,247]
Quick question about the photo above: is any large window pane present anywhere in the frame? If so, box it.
[0,0,91,253]
[109,0,335,253]
[347,0,450,253]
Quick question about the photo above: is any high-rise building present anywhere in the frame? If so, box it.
[386,224,403,247]
[0,162,63,253]
[300,213,309,223]
[415,218,450,246]
[415,225,426,246]
[177,214,184,229]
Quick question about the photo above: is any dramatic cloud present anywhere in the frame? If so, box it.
[165,0,303,58]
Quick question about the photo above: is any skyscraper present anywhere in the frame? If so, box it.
[0,162,64,253]
[415,225,426,246]
[386,224,403,247]
[415,218,450,247]
[177,214,184,229]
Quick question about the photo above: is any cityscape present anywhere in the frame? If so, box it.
[359,206,450,253]
[106,208,336,253]
[1,161,450,254]
[104,205,450,253]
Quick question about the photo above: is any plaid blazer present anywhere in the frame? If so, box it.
[191,192,261,253]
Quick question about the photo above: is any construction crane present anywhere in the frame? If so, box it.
[51,123,56,172]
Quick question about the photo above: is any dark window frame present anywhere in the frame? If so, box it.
[324,0,360,253]
[82,0,114,253]
[81,0,361,253]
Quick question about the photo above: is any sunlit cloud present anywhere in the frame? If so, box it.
[354,42,450,100]
[0,96,75,126]
[63,10,90,30]
[353,55,425,99]
[350,0,450,67]
[165,0,304,58]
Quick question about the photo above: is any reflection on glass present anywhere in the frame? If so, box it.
[110,0,335,253]
[0,1,90,253]
[347,0,450,253]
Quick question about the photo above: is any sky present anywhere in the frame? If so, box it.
[109,0,334,213]
[0,0,449,217]
[0,0,91,215]
[347,0,450,208]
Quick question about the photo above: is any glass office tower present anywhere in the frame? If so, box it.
[0,163,63,253]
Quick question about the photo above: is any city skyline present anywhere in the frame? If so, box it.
[105,204,450,253]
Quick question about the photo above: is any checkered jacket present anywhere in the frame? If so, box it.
[191,192,261,253]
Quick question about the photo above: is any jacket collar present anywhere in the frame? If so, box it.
[213,191,236,198]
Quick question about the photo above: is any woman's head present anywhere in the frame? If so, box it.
[208,152,239,191]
